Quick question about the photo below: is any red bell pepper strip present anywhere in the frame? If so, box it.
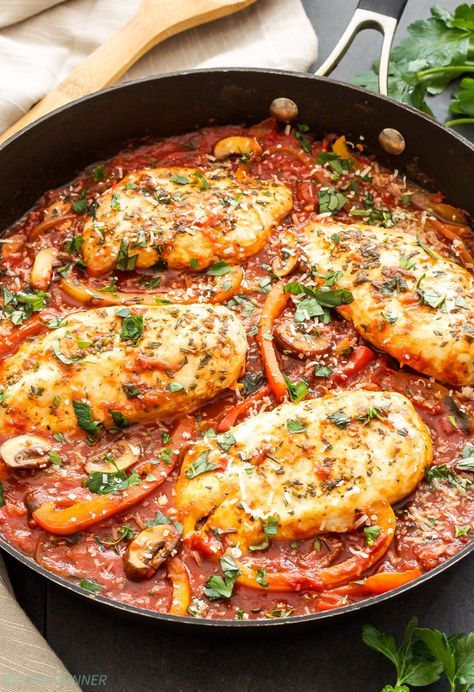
[257,281,289,402]
[0,311,56,360]
[33,463,175,536]
[33,417,195,536]
[216,386,271,432]
[364,568,422,594]
[332,345,375,384]
[234,500,395,592]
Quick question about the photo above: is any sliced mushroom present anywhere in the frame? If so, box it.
[84,439,140,474]
[0,435,53,470]
[30,247,58,290]
[123,524,180,581]
[213,136,262,161]
[271,229,299,277]
[274,317,331,357]
[24,488,50,519]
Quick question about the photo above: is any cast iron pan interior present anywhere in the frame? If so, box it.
[0,69,472,627]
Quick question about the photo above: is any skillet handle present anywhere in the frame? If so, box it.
[314,0,408,96]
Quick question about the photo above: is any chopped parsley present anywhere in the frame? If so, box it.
[92,164,105,182]
[79,578,104,593]
[295,123,312,154]
[48,450,63,467]
[204,555,241,600]
[2,287,49,325]
[116,241,138,271]
[110,193,121,211]
[364,525,381,546]
[123,383,141,399]
[240,372,265,396]
[249,516,279,552]
[327,410,351,428]
[287,419,306,434]
[95,524,135,547]
[457,445,474,472]
[417,236,437,259]
[169,175,190,185]
[317,151,353,175]
[168,382,184,393]
[315,363,333,378]
[71,191,88,214]
[0,482,5,508]
[217,432,236,452]
[284,377,309,403]
[193,170,209,190]
[207,261,232,276]
[358,405,389,425]
[110,410,129,428]
[256,568,269,588]
[63,235,84,254]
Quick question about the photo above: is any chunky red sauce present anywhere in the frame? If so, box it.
[0,118,473,620]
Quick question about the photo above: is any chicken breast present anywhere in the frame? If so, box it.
[81,167,293,275]
[177,390,432,551]
[300,222,474,386]
[0,304,247,436]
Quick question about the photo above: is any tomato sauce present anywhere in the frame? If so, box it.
[0,118,472,620]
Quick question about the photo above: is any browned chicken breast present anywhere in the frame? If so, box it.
[0,304,247,436]
[81,167,293,275]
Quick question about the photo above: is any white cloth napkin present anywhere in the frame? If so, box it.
[0,0,318,134]
[0,0,317,686]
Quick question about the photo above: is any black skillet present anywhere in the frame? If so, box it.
[0,0,472,629]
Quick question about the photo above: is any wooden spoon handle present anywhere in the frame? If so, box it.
[0,0,255,145]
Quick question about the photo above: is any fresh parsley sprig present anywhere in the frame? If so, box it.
[363,617,474,691]
[353,4,474,127]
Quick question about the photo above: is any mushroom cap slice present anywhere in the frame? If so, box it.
[123,524,181,582]
[84,439,141,474]
[0,435,53,469]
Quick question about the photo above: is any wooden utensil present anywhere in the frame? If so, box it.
[0,0,256,144]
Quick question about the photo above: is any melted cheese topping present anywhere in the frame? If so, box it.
[81,167,293,275]
[300,221,474,386]
[0,304,247,435]
[177,390,432,550]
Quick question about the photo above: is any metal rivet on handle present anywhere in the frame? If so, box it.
[378,128,406,155]
[270,98,299,123]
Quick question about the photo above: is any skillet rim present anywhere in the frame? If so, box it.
[0,67,473,627]
[1,535,472,628]
[0,67,473,154]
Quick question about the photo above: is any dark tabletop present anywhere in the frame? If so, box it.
[4,1,473,690]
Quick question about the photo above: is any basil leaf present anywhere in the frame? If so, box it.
[364,525,381,546]
[185,450,219,479]
[110,410,129,428]
[284,377,309,403]
[72,400,103,437]
[79,578,104,593]
[318,188,348,214]
[216,432,236,452]
[120,314,144,343]
[203,575,236,600]
[327,410,351,428]
[287,419,306,434]
[207,261,232,276]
